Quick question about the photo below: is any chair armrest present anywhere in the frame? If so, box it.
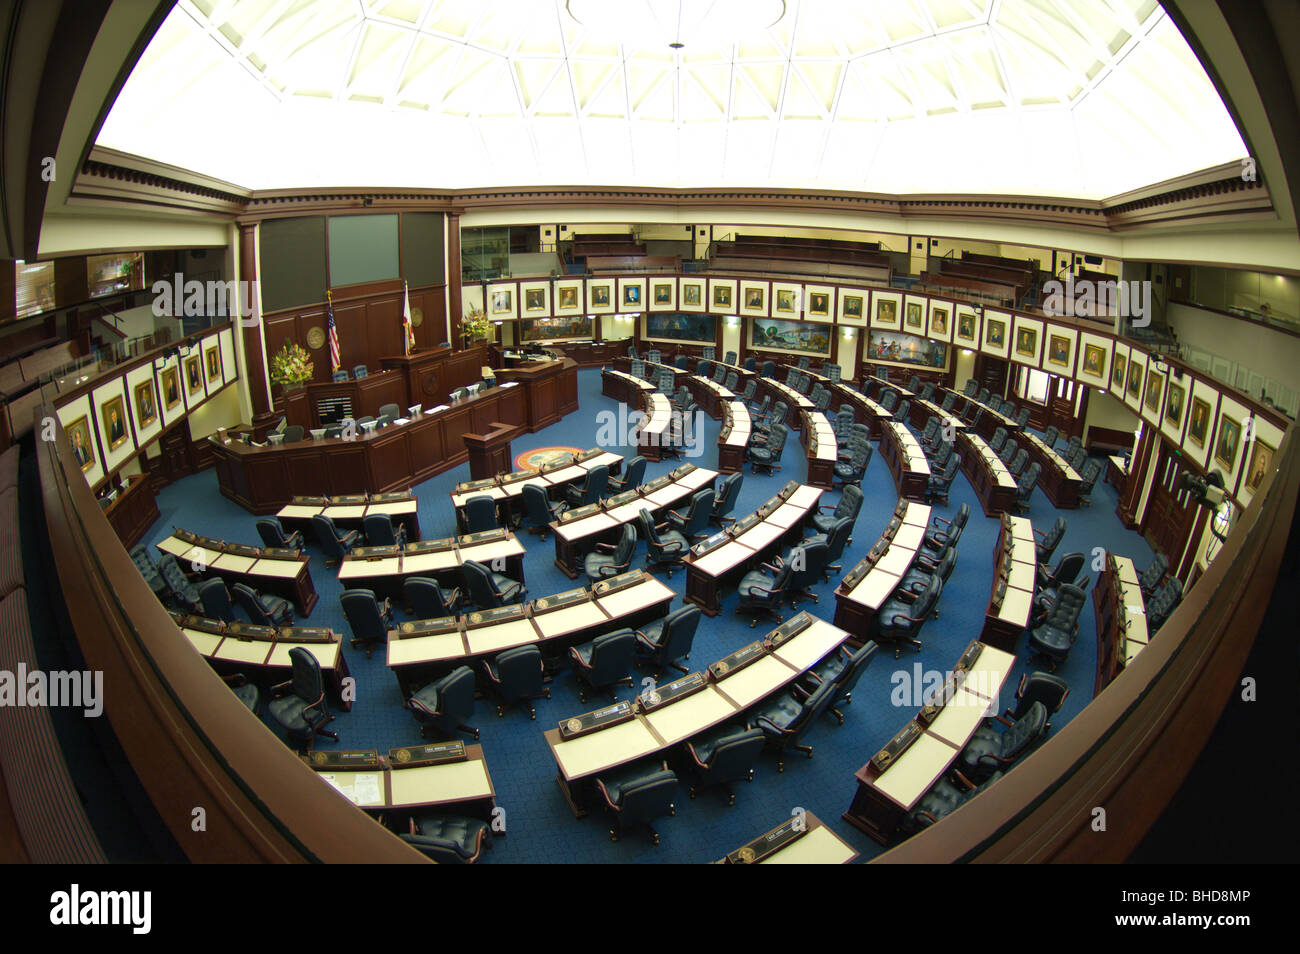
[568,647,591,671]
[270,679,292,697]
[684,743,709,770]
[751,714,790,738]
[595,779,620,813]
[595,542,616,553]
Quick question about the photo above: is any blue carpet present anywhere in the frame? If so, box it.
[143,368,1154,863]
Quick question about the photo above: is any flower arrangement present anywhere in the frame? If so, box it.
[270,341,314,389]
[462,305,490,344]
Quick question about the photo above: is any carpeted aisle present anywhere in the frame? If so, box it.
[143,367,1155,863]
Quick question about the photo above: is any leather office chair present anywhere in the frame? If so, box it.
[835,407,857,448]
[657,371,673,394]
[1138,552,1168,596]
[876,573,942,657]
[595,759,678,845]
[481,644,550,719]
[807,516,853,581]
[584,524,637,583]
[674,355,688,370]
[740,379,757,403]
[702,347,716,360]
[840,423,871,460]
[755,400,786,435]
[667,488,715,540]
[646,349,661,364]
[635,604,700,676]
[283,425,305,443]
[784,538,829,606]
[1077,460,1102,505]
[683,725,765,805]
[895,399,911,424]
[1001,400,1016,418]
[958,701,1048,783]
[999,438,1019,465]
[408,666,479,740]
[256,518,303,552]
[962,379,977,397]
[1005,671,1070,736]
[919,382,935,401]
[966,407,983,431]
[1035,516,1067,565]
[712,364,726,384]
[1008,448,1029,477]
[811,484,862,537]
[904,770,1004,834]
[462,495,500,534]
[568,629,636,702]
[363,512,406,547]
[461,559,527,608]
[724,371,739,391]
[607,455,646,493]
[158,555,203,613]
[762,360,776,378]
[722,350,736,365]
[989,426,1008,454]
[323,424,344,439]
[332,369,349,382]
[975,387,990,404]
[628,344,639,359]
[736,558,793,628]
[521,483,567,540]
[1042,425,1059,447]
[941,392,957,412]
[340,588,394,658]
[1027,583,1086,669]
[1147,578,1183,632]
[231,582,293,626]
[378,402,401,420]
[1014,462,1041,514]
[672,385,691,413]
[900,545,958,595]
[747,422,788,475]
[198,578,236,623]
[269,647,338,752]
[926,454,960,505]
[834,439,872,487]
[352,364,368,379]
[129,545,168,599]
[879,390,898,414]
[1035,550,1084,597]
[311,514,359,567]
[399,815,491,863]
[637,509,689,577]
[222,673,260,713]
[919,416,940,446]
[565,464,609,508]
[710,473,743,527]
[804,641,878,725]
[696,359,709,376]
[744,356,757,372]
[1016,407,1031,428]
[923,502,969,556]
[747,678,837,771]
[403,575,462,618]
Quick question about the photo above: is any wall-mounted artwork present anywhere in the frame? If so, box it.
[956,311,976,342]
[185,355,203,394]
[1047,335,1071,368]
[590,283,611,308]
[1164,381,1185,426]
[843,295,863,320]
[652,282,673,305]
[100,396,129,451]
[1015,326,1037,357]
[986,317,1006,348]
[1144,367,1164,413]
[205,345,221,382]
[712,283,732,309]
[775,288,797,313]
[1188,396,1212,448]
[161,367,181,409]
[681,282,702,307]
[1126,358,1143,398]
[866,330,949,370]
[905,302,923,330]
[1214,414,1241,471]
[1112,352,1127,389]
[520,316,592,342]
[1245,438,1275,493]
[66,415,95,472]
[1082,343,1106,377]
[557,286,580,310]
[525,288,546,312]
[491,288,513,314]
[876,298,898,326]
[622,283,642,306]
[930,307,949,337]
[134,380,158,429]
[645,312,716,343]
[750,318,830,355]
[808,291,830,317]
[744,286,765,310]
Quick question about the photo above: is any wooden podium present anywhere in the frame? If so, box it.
[463,422,516,480]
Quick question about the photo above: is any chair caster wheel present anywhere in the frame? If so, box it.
[529,711,536,720]
[652,834,660,846]
[777,762,785,773]
[610,831,618,842]
[496,707,504,718]
[689,789,696,799]
[727,795,736,807]
[669,804,676,816]
[473,730,481,740]
[807,748,814,758]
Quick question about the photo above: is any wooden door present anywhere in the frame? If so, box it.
[1139,441,1198,566]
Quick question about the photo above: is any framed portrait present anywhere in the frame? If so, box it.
[682,283,702,307]
[1214,414,1241,469]
[905,302,923,329]
[1126,359,1143,398]
[809,292,830,317]
[491,289,513,314]
[205,345,221,381]
[653,283,673,305]
[1246,439,1276,492]
[843,295,863,320]
[591,284,611,307]
[744,286,764,310]
[161,367,181,409]
[775,289,796,313]
[956,311,976,342]
[1112,352,1127,388]
[1048,335,1070,367]
[100,396,129,451]
[986,318,1006,348]
[623,283,641,306]
[931,307,949,336]
[1015,326,1037,357]
[876,299,897,326]
[185,355,203,394]
[1188,396,1212,448]
[1144,368,1163,412]
[134,380,158,429]
[1164,381,1185,425]
[1083,343,1105,377]
[525,288,546,312]
[713,284,732,308]
[557,286,579,310]
[66,415,95,473]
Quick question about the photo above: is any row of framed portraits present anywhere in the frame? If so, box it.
[56,327,237,490]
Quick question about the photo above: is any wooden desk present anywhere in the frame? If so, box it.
[682,483,823,616]
[879,421,931,501]
[957,430,1018,516]
[545,613,850,816]
[105,473,159,550]
[157,532,319,616]
[1020,432,1081,509]
[1094,555,1149,691]
[277,493,421,541]
[979,515,1036,651]
[718,811,858,864]
[302,369,406,428]
[843,639,1016,844]
[832,501,932,641]
[800,410,838,489]
[718,401,752,474]
[307,744,497,821]
[338,530,527,599]
[449,448,624,529]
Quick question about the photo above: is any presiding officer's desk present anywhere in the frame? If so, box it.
[718,811,858,864]
[544,612,850,816]
[387,570,674,696]
[169,612,352,708]
[338,529,526,599]
[979,515,1037,652]
[843,638,1016,844]
[832,501,933,641]
[304,742,497,821]
[211,368,577,514]
[157,529,319,615]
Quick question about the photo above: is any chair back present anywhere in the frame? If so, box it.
[588,629,637,686]
[990,427,1007,452]
[823,517,854,563]
[283,425,305,443]
[1009,449,1028,476]
[647,349,661,364]
[998,702,1048,760]
[311,514,346,559]
[613,524,638,566]
[617,768,679,824]
[741,380,757,402]
[682,488,715,537]
[941,393,956,412]
[1018,463,1041,499]
[999,438,1018,464]
[1044,583,1086,630]
[1014,672,1070,719]
[363,513,400,545]
[353,364,368,379]
[836,484,864,524]
[919,382,935,401]
[378,403,401,419]
[522,484,555,528]
[463,495,499,533]
[622,456,647,490]
[405,577,452,618]
[657,605,701,663]
[789,539,829,590]
[1037,516,1067,564]
[232,582,274,625]
[762,360,776,378]
[433,666,477,723]
[494,645,544,701]
[637,509,664,549]
[1042,425,1059,447]
[198,578,234,622]
[583,464,610,503]
[461,560,503,608]
[963,379,978,397]
[785,679,838,741]
[744,357,757,372]
[1079,460,1101,492]
[768,423,789,455]
[288,646,326,703]
[724,372,739,391]
[702,728,766,781]
[702,346,716,360]
[1139,553,1168,591]
[1016,408,1031,428]
[341,589,386,641]
[257,518,292,549]
[713,473,742,520]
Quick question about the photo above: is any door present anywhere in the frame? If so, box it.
[1139,441,1198,565]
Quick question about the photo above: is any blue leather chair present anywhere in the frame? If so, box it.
[999,438,1019,465]
[927,454,959,504]
[667,488,714,541]
[811,484,862,536]
[809,515,854,580]
[748,422,788,474]
[1077,459,1101,505]
[784,538,829,607]
[311,513,359,567]
[461,559,526,608]
[754,400,786,436]
[399,815,491,863]
[1027,583,1087,669]
[129,544,167,599]
[481,645,550,719]
[1137,552,1168,596]
[403,575,462,618]
[159,555,203,613]
[408,666,479,740]
[744,356,757,372]
[268,647,338,752]
[989,426,1008,454]
[637,508,688,577]
[710,472,743,527]
[747,677,838,771]
[584,524,637,583]
[521,483,566,540]
[876,573,941,657]
[804,641,878,724]
[900,545,958,596]
[1042,425,1059,447]
[363,512,406,547]
[833,439,872,486]
[1004,671,1070,736]
[568,629,636,702]
[231,582,293,626]
[607,455,646,493]
[923,503,969,556]
[1146,578,1183,632]
[683,725,765,805]
[256,518,302,551]
[1014,462,1041,514]
[958,702,1048,783]
[635,604,700,676]
[566,464,609,508]
[198,578,235,623]
[736,558,793,628]
[1008,448,1029,477]
[340,588,394,658]
[352,364,368,379]
[462,495,499,534]
[1035,516,1067,566]
[332,370,349,382]
[905,771,1003,834]
[595,759,678,845]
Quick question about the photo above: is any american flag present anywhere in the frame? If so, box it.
[401,280,415,356]
[327,291,341,373]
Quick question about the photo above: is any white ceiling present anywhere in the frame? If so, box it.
[95,0,1248,199]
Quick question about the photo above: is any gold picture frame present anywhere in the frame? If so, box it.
[67,415,95,472]
[1047,335,1070,368]
[653,283,673,305]
[524,288,545,312]
[808,292,830,317]
[1246,438,1275,492]
[557,286,579,310]
[100,395,129,451]
[956,311,975,342]
[591,284,611,308]
[712,284,731,308]
[1082,343,1105,377]
[185,355,203,394]
[1015,326,1037,357]
[1164,381,1185,426]
[775,289,796,313]
[205,345,221,382]
[491,289,513,314]
[930,307,949,336]
[161,367,181,409]
[1188,396,1211,448]
[986,318,1006,348]
[134,380,158,429]
[1112,352,1127,389]
[1144,368,1163,413]
[843,295,863,319]
[1214,414,1241,470]
[682,283,702,306]
[905,302,923,329]
[876,299,897,326]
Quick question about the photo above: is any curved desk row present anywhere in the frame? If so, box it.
[337,530,527,597]
[449,449,625,526]
[718,811,858,864]
[832,500,934,641]
[304,743,497,820]
[801,409,838,489]
[957,431,1018,516]
[386,570,675,696]
[277,492,420,541]
[879,420,931,501]
[157,531,318,616]
[718,401,752,474]
[941,387,1021,441]
[1019,431,1082,509]
[1093,554,1148,692]
[979,515,1037,652]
